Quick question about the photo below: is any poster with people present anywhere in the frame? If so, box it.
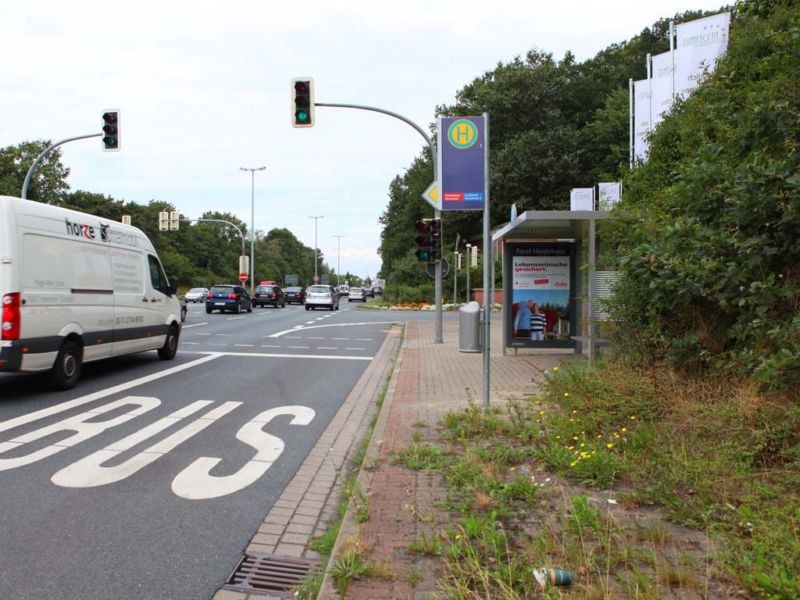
[506,243,574,347]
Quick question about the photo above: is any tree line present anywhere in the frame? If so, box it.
[0,142,367,289]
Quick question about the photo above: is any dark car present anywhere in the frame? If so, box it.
[284,286,306,304]
[205,284,253,314]
[253,284,286,308]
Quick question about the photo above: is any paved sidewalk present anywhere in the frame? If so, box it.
[212,316,569,600]
[319,318,569,599]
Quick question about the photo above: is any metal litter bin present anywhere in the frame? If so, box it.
[459,301,482,353]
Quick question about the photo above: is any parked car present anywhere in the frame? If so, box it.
[371,286,383,296]
[205,284,252,313]
[306,285,340,311]
[253,284,286,308]
[184,287,209,303]
[363,287,374,299]
[284,286,306,304]
[349,287,366,302]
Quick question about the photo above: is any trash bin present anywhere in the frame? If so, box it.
[459,301,482,353]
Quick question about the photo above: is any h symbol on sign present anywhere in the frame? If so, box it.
[454,124,471,144]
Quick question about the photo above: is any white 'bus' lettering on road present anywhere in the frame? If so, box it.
[51,401,240,488]
[0,396,160,471]
[171,405,315,500]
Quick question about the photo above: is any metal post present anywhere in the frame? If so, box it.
[240,166,266,294]
[482,113,491,408]
[309,215,324,282]
[335,235,345,287]
[466,245,472,302]
[453,251,458,304]
[22,133,102,199]
[629,78,634,169]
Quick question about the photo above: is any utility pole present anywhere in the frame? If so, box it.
[309,215,324,282]
[334,235,345,287]
[240,166,266,294]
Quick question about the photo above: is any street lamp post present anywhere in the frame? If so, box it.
[309,215,324,283]
[334,235,345,287]
[240,166,266,294]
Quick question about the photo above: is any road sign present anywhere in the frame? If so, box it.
[437,116,487,212]
[239,273,248,282]
[427,257,449,279]
[421,181,441,210]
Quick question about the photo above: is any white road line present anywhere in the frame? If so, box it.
[209,343,228,347]
[333,338,349,341]
[182,323,208,329]
[196,333,211,336]
[182,342,199,345]
[286,336,302,339]
[308,337,325,340]
[0,354,223,434]
[318,346,337,350]
[215,333,230,336]
[355,338,373,341]
[261,345,281,348]
[345,347,367,351]
[289,345,309,349]
[184,351,372,361]
[304,321,316,325]
[227,316,246,320]
[234,344,255,347]
[269,321,396,338]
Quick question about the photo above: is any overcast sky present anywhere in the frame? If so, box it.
[2,0,725,279]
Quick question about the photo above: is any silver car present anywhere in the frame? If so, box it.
[184,287,209,303]
[305,285,339,311]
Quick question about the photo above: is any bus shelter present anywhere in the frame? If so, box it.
[491,210,609,362]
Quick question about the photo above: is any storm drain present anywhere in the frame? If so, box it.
[225,552,318,594]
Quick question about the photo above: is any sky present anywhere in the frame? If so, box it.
[1,0,726,280]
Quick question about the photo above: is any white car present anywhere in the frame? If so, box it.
[305,285,340,311]
[184,287,209,302]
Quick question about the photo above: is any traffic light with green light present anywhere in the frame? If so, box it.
[291,78,314,128]
[415,220,432,262]
[102,110,120,151]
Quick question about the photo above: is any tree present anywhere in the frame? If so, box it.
[0,141,71,201]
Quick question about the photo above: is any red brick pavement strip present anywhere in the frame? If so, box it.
[319,318,569,599]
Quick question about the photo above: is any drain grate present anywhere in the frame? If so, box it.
[225,552,318,593]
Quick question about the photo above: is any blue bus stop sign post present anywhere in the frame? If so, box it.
[438,116,487,212]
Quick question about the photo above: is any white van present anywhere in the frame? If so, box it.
[0,195,182,389]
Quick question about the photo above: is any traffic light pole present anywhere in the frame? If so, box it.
[21,133,102,199]
[316,102,443,343]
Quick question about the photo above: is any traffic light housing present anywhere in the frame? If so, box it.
[102,110,120,151]
[415,220,432,262]
[291,78,314,128]
[429,219,442,261]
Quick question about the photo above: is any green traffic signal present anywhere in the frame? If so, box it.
[102,110,120,152]
[291,78,314,128]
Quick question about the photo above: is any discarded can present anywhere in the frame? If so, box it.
[533,567,573,588]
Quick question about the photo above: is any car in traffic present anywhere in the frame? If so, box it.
[205,284,253,314]
[284,286,306,304]
[184,287,209,303]
[305,285,340,311]
[253,284,286,308]
[348,287,366,302]
[371,286,383,296]
[338,284,350,297]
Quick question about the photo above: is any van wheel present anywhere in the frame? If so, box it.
[50,341,82,390]
[158,325,179,360]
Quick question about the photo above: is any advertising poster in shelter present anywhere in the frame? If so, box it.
[506,243,575,348]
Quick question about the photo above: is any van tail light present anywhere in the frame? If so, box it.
[2,293,21,341]
[228,293,238,300]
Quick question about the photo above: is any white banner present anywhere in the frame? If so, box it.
[570,188,594,211]
[598,182,621,210]
[650,51,674,129]
[675,12,730,97]
[633,79,651,161]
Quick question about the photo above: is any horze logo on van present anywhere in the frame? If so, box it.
[65,218,98,240]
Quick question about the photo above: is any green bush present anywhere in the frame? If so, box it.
[607,2,800,391]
